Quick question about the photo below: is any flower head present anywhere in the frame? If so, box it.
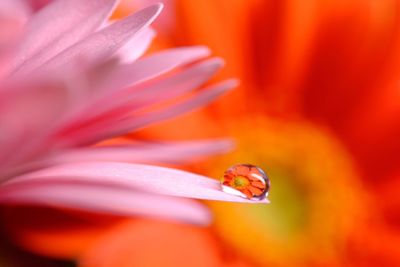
[0,0,267,228]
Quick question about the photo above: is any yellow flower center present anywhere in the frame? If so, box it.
[231,175,250,189]
[204,116,368,267]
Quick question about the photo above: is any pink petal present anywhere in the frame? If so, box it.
[116,27,156,63]
[0,182,211,225]
[0,82,71,168]
[26,0,51,11]
[34,4,163,73]
[61,80,236,146]
[45,139,234,165]
[91,80,238,143]
[86,57,224,121]
[0,0,30,77]
[101,46,211,90]
[48,46,211,142]
[5,140,233,179]
[130,58,224,107]
[0,0,30,24]
[12,0,119,74]
[2,162,269,204]
[122,0,176,32]
[0,66,106,176]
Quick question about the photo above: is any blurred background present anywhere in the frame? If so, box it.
[1,0,400,266]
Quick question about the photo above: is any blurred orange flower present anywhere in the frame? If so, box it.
[5,1,400,267]
[145,0,400,266]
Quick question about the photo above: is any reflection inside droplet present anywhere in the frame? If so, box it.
[221,164,270,200]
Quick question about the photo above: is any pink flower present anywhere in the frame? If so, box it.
[0,0,267,226]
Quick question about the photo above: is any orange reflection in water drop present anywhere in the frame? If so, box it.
[222,164,270,200]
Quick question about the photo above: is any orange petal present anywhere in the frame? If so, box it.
[79,219,227,267]
[0,206,120,259]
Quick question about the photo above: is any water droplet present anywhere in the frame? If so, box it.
[221,164,270,200]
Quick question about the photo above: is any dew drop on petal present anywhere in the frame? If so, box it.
[221,164,270,200]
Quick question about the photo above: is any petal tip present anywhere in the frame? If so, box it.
[192,45,212,57]
[152,2,164,15]
[218,79,240,93]
[228,79,240,88]
[209,57,225,68]
[176,46,211,57]
[216,139,235,152]
[135,3,164,27]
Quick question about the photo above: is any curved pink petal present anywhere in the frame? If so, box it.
[95,80,237,142]
[2,162,269,204]
[48,47,212,139]
[36,4,163,73]
[45,139,234,165]
[86,57,224,121]
[122,0,176,32]
[12,0,119,74]
[101,46,211,90]
[130,58,224,107]
[0,183,211,225]
[62,79,237,146]
[117,27,156,63]
[2,139,234,184]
